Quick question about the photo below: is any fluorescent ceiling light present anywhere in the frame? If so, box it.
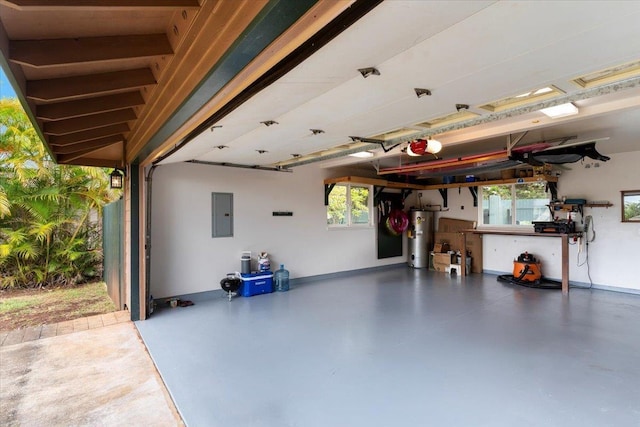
[349,151,374,158]
[534,87,553,95]
[540,103,579,118]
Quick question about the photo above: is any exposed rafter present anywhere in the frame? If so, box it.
[10,34,173,67]
[48,123,130,146]
[43,109,137,135]
[37,92,145,120]
[27,68,156,102]
[54,135,122,155]
[2,1,199,7]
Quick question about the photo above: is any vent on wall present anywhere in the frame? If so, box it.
[572,60,640,88]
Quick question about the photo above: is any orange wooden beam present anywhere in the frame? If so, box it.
[11,34,172,67]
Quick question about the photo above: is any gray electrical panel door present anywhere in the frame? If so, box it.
[212,192,233,238]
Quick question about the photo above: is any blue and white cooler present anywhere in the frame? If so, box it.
[239,271,273,297]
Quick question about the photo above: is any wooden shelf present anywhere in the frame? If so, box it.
[420,175,557,191]
[324,175,557,191]
[323,176,424,190]
[585,203,613,208]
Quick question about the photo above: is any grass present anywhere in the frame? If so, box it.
[0,282,116,331]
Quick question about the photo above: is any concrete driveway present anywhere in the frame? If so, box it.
[1,316,182,426]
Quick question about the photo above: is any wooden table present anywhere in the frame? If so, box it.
[471,230,582,295]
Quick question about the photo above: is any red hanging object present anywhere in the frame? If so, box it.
[385,209,409,236]
[407,139,428,156]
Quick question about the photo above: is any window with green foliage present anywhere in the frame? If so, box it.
[480,181,551,226]
[327,184,372,227]
[622,190,640,222]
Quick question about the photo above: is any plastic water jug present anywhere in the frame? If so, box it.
[274,264,290,292]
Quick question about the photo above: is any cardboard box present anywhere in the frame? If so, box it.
[434,253,453,264]
[433,242,450,253]
[438,217,476,232]
[434,230,484,274]
[435,232,464,253]
[464,233,483,274]
[433,262,450,273]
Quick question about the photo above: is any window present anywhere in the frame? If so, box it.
[327,184,372,227]
[480,181,550,227]
[622,190,640,222]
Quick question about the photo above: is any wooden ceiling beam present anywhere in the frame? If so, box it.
[44,108,137,135]
[57,148,120,164]
[27,68,156,102]
[53,135,122,155]
[3,1,199,8]
[48,123,130,146]
[56,156,124,168]
[10,34,173,67]
[37,92,145,121]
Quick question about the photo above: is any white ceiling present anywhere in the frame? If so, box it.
[160,1,640,173]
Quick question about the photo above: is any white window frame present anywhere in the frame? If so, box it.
[327,183,374,228]
[478,182,551,228]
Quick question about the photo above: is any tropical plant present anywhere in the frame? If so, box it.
[0,99,120,288]
[625,200,640,220]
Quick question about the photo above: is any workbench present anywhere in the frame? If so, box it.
[471,229,582,295]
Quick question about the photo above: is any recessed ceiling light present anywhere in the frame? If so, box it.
[310,129,325,135]
[414,88,432,98]
[540,103,579,118]
[349,151,374,158]
[358,67,380,78]
[260,120,278,127]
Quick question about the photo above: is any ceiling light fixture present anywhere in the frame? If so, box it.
[358,67,380,78]
[260,120,278,126]
[349,151,374,158]
[215,145,228,149]
[540,103,579,118]
[407,138,442,156]
[256,149,268,154]
[414,88,432,98]
[455,104,469,112]
[310,129,325,135]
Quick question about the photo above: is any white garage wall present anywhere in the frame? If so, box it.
[418,150,640,292]
[150,162,406,298]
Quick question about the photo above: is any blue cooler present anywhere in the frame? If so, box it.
[240,272,273,297]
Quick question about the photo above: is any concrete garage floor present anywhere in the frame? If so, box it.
[1,321,182,426]
[137,267,640,427]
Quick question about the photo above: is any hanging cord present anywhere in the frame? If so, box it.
[577,216,595,287]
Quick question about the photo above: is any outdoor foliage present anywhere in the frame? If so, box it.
[327,184,370,225]
[625,200,640,220]
[0,99,120,289]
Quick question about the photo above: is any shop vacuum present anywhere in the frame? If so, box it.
[497,252,562,289]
